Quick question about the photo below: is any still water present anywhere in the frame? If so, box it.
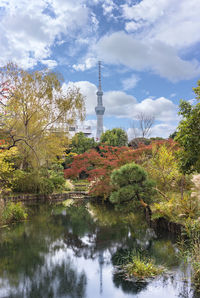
[0,202,194,298]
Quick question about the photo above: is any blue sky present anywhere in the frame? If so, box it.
[1,0,200,138]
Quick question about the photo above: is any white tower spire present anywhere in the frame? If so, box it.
[95,61,105,140]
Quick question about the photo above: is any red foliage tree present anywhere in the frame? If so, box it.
[64,140,177,198]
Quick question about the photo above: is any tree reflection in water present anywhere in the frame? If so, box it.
[7,259,87,298]
[0,202,195,298]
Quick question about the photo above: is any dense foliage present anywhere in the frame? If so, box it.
[64,144,154,198]
[70,132,96,154]
[100,128,128,147]
[143,143,182,192]
[12,164,65,194]
[0,147,19,193]
[0,62,85,168]
[64,140,172,198]
[176,98,200,173]
[110,163,155,208]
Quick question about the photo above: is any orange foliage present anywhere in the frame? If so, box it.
[64,139,177,198]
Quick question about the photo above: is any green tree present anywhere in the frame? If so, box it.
[100,128,128,147]
[0,63,85,168]
[175,84,200,173]
[110,163,155,209]
[70,132,96,154]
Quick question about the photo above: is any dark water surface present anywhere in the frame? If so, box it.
[0,202,194,298]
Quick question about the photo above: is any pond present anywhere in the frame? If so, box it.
[0,201,195,298]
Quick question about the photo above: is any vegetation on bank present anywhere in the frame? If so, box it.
[0,201,27,225]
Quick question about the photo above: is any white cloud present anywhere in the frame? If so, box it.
[122,74,140,90]
[104,91,137,117]
[133,97,178,122]
[65,80,178,123]
[150,123,177,138]
[72,58,97,72]
[125,21,143,32]
[95,31,200,81]
[122,0,169,24]
[0,0,91,68]
[41,59,58,68]
[101,0,118,18]
[122,0,200,49]
[65,81,97,115]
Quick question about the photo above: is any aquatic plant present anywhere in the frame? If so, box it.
[124,255,164,279]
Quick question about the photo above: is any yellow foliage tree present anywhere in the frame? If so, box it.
[144,144,182,192]
[0,63,85,168]
[0,147,18,193]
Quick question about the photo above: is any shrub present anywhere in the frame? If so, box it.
[152,192,200,223]
[38,178,54,194]
[12,164,65,194]
[110,163,155,208]
[2,202,27,224]
[12,170,54,194]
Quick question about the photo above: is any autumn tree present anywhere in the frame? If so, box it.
[0,147,18,193]
[100,128,128,147]
[64,140,174,199]
[0,63,85,168]
[143,143,182,192]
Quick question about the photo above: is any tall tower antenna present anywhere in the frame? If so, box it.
[98,61,102,91]
[95,61,105,140]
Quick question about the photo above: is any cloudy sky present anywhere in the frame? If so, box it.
[1,0,200,138]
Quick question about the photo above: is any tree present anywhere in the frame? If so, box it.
[109,163,155,208]
[169,131,177,139]
[175,86,200,173]
[0,63,85,168]
[70,132,96,154]
[143,143,182,192]
[131,112,155,139]
[100,128,128,147]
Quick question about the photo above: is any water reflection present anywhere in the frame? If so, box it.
[0,202,194,298]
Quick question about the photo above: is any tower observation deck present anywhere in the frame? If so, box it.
[95,61,105,140]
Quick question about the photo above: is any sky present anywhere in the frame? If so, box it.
[1,0,200,139]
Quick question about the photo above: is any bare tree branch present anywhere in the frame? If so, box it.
[136,112,155,138]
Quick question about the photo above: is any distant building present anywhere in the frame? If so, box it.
[68,124,92,137]
[50,122,92,138]
[95,61,105,140]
